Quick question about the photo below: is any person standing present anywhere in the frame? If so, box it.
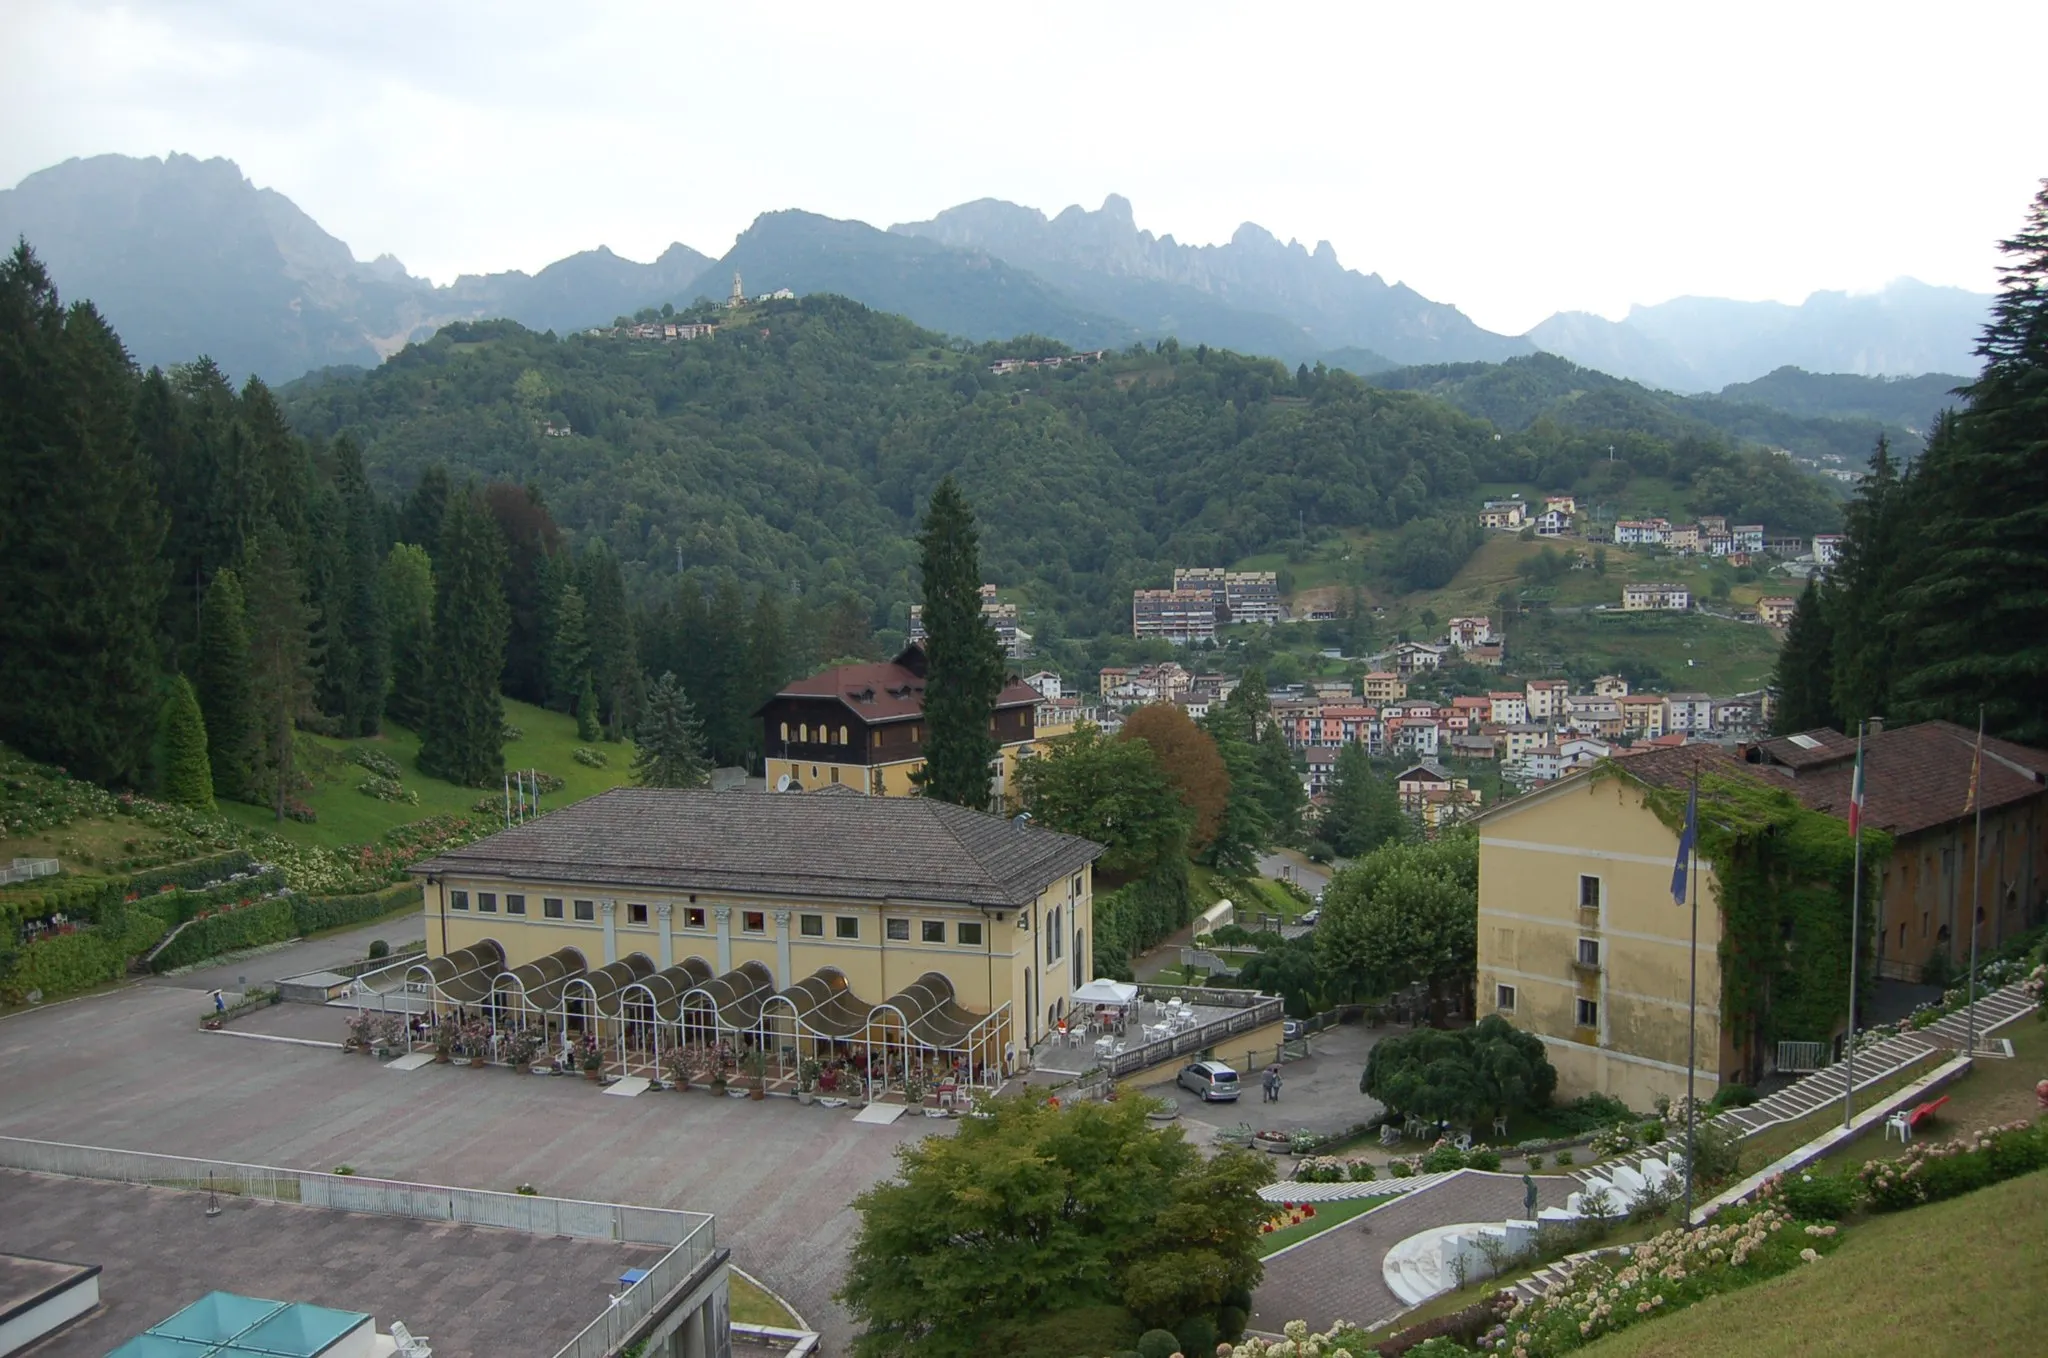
[1264,1064,1282,1103]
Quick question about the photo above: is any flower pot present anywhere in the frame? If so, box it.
[797,1090,813,1106]
[749,1083,766,1101]
[583,1069,603,1082]
[434,1052,451,1064]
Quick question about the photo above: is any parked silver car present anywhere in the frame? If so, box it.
[1177,1060,1240,1102]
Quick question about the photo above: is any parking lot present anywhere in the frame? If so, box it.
[1135,1018,1388,1141]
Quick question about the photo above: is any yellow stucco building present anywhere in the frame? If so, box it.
[1474,747,1740,1109]
[408,786,1102,1084]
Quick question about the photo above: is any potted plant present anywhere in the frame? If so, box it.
[580,1045,604,1081]
[742,1050,768,1101]
[433,1028,454,1063]
[510,1031,542,1070]
[345,1011,377,1053]
[903,1072,926,1106]
[665,1049,692,1092]
[817,1065,839,1095]
[796,1058,821,1105]
[709,1066,728,1097]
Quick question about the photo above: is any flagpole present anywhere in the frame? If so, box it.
[1683,759,1700,1227]
[1966,707,1986,1057]
[1842,719,1865,1128]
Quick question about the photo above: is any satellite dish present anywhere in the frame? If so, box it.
[775,775,792,792]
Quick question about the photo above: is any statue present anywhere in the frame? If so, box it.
[1522,1172,1539,1218]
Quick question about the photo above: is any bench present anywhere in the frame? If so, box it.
[1885,1094,1950,1143]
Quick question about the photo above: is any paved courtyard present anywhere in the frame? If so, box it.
[0,1169,658,1358]
[1135,1019,1390,1140]
[0,979,938,1352]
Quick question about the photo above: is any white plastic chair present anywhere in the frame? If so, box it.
[1885,1112,1912,1143]
[390,1322,432,1358]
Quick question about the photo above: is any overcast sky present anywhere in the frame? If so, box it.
[4,0,2039,335]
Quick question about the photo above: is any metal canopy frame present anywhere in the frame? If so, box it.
[869,972,1008,1096]
[617,957,716,1075]
[491,946,588,1032]
[680,960,777,1039]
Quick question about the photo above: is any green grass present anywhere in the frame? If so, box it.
[1256,1193,1401,1256]
[218,698,637,848]
[1575,1168,2048,1357]
[728,1270,802,1328]
[1508,608,1782,693]
[1732,1057,1936,1174]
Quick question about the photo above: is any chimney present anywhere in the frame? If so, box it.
[1866,717,1885,737]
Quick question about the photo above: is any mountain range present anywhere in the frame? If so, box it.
[0,153,1991,398]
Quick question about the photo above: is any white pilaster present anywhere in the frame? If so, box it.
[600,898,617,965]
[773,909,792,987]
[713,906,732,973]
[656,902,674,969]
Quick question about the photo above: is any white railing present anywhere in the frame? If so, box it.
[2,856,60,885]
[0,1137,717,1358]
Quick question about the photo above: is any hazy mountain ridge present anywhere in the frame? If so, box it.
[1528,281,1990,393]
[890,194,1531,367]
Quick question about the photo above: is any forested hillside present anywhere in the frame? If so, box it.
[284,301,1855,642]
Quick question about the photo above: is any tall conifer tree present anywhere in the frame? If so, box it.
[334,437,390,735]
[912,477,1005,807]
[197,568,257,799]
[241,531,315,821]
[545,583,591,714]
[631,672,711,788]
[400,465,450,558]
[418,490,510,786]
[580,543,640,740]
[0,244,166,784]
[157,674,214,808]
[1826,434,1907,727]
[1771,578,1838,734]
[377,544,435,730]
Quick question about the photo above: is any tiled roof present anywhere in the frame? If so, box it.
[768,644,1039,722]
[1769,721,2048,838]
[1610,742,1756,790]
[1754,727,1859,769]
[410,787,1103,908]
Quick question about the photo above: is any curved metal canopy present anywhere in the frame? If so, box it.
[405,939,505,1003]
[683,959,777,1030]
[496,946,588,1011]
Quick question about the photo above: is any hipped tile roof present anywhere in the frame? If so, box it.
[410,787,1103,908]
[1763,721,2048,838]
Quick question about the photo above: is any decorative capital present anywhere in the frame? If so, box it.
[599,899,617,918]
[656,902,673,919]
[772,909,791,926]
[713,906,732,922]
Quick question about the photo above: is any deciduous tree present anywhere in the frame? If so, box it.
[1119,703,1229,853]
[1315,834,1478,1002]
[1360,1014,1557,1125]
[1015,727,1190,883]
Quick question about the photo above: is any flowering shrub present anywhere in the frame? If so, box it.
[1293,1156,1351,1183]
[1856,1120,2048,1211]
[1219,1318,1361,1357]
[1260,1202,1318,1234]
[356,775,419,805]
[1758,1170,1862,1220]
[1478,1205,1834,1355]
[572,746,608,768]
[1588,1124,1636,1158]
[349,748,403,781]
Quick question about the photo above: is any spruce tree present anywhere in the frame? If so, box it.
[701,576,752,764]
[1892,181,2048,741]
[1771,578,1839,734]
[1321,743,1376,858]
[580,543,640,740]
[334,437,390,735]
[631,672,711,788]
[400,464,450,558]
[0,244,166,785]
[546,583,591,713]
[746,586,790,763]
[241,532,315,821]
[911,477,1005,808]
[377,544,435,730]
[1827,434,1908,727]
[576,672,602,742]
[197,568,257,800]
[1255,722,1306,844]
[157,674,214,808]
[418,490,510,787]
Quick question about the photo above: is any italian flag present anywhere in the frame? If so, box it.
[1848,743,1865,837]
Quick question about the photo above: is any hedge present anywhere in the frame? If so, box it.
[149,882,421,973]
[3,851,277,936]
[1,909,167,1003]
[291,882,418,935]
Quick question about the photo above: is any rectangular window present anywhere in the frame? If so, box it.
[1578,938,1601,967]
[886,918,911,942]
[958,921,984,946]
[684,907,705,929]
[449,889,469,911]
[543,897,564,919]
[1496,984,1517,1012]
[836,916,860,940]
[477,891,497,913]
[743,910,766,934]
[1576,998,1599,1028]
[800,913,824,938]
[628,902,648,925]
[1070,874,1083,897]
[922,920,946,944]
[573,899,595,922]
[506,894,527,916]
[1578,875,1600,909]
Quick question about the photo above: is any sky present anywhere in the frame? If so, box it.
[3,0,2040,336]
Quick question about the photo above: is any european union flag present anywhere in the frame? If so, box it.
[1671,778,1697,905]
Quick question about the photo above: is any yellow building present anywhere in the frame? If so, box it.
[1474,748,1741,1109]
[757,644,1042,804]
[1363,671,1407,703]
[408,787,1103,1085]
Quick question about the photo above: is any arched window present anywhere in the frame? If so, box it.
[779,722,789,741]
[799,723,809,742]
[839,725,849,745]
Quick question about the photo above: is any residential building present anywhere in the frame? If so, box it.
[910,584,1029,658]
[1745,721,2048,982]
[1303,746,1341,795]
[1499,722,1551,764]
[1023,671,1063,701]
[1189,673,1239,700]
[1447,616,1496,650]
[1619,693,1667,738]
[1480,498,1529,530]
[1559,735,1611,768]
[1098,667,1128,698]
[1388,716,1442,758]
[1474,745,1754,1108]
[1394,641,1447,676]
[1521,744,1568,784]
[1131,589,1217,643]
[1036,694,1082,734]
[759,643,1041,800]
[1172,568,1282,624]
[1621,582,1691,612]
[1713,694,1763,736]
[1395,761,1481,830]
[1524,679,1569,723]
[1697,515,1728,536]
[1488,691,1530,726]
[1757,596,1797,627]
[1764,534,1808,558]
[410,786,1109,1062]
[1704,530,1736,557]
[1312,679,1356,701]
[1662,693,1714,734]
[1546,495,1579,516]
[1467,643,1505,668]
[1450,732,1499,760]
[1535,508,1574,537]
[1812,534,1846,567]
[1173,693,1212,723]
[1364,671,1408,703]
[1666,523,1701,554]
[1450,696,1494,731]
[1593,675,1630,699]
[1614,518,1672,547]
[1563,696,1624,738]
[1733,525,1765,555]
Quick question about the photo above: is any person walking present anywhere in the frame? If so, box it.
[1264,1064,1282,1104]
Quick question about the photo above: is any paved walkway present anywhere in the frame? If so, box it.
[1252,1171,1580,1334]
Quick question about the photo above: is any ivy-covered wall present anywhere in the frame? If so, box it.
[1642,771,1891,1071]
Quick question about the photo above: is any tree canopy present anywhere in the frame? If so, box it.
[1014,727,1191,883]
[1315,834,1479,1002]
[912,477,1005,807]
[1360,1014,1559,1125]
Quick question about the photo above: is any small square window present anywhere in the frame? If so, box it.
[477,892,497,913]
[743,911,766,934]
[1578,875,1600,909]
[506,894,527,916]
[1496,984,1516,1012]
[449,889,469,911]
[1578,938,1601,967]
[799,914,824,937]
[684,907,706,929]
[573,899,595,922]
[1576,998,1599,1028]
[543,897,564,919]
[835,916,860,940]
[628,902,648,925]
[922,920,946,944]
[957,921,983,946]
[886,918,911,941]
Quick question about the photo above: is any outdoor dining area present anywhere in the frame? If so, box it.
[1031,979,1239,1074]
[348,941,1012,1105]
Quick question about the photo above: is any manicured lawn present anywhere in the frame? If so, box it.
[1508,607,1782,694]
[1732,1056,1938,1175]
[218,698,637,849]
[1576,1167,2048,1357]
[1902,1017,2047,1133]
[1257,1193,1401,1256]
[728,1270,802,1328]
